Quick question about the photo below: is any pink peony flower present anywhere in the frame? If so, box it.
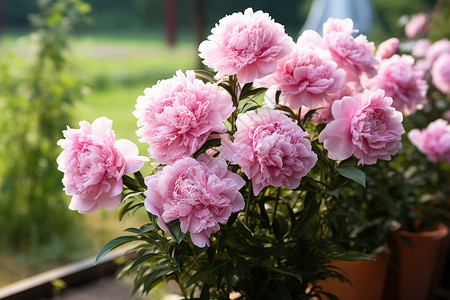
[307,81,360,125]
[425,39,450,65]
[412,39,431,58]
[318,18,378,85]
[198,8,293,83]
[144,154,245,247]
[57,117,148,214]
[431,53,450,94]
[319,89,404,165]
[134,70,234,164]
[405,13,429,39]
[364,54,428,116]
[259,42,345,109]
[408,119,450,163]
[376,38,399,60]
[220,108,317,195]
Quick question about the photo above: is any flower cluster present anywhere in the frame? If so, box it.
[409,119,450,163]
[54,7,449,299]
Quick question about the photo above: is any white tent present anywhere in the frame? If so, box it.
[301,0,373,35]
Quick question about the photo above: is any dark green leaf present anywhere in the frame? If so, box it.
[167,220,186,244]
[239,82,253,99]
[273,266,303,283]
[95,236,139,265]
[200,284,210,300]
[139,224,155,234]
[129,253,160,271]
[193,138,221,158]
[242,87,267,98]
[124,227,140,234]
[122,174,141,190]
[335,251,375,262]
[326,189,340,199]
[185,264,212,289]
[134,171,146,188]
[275,90,281,104]
[236,220,254,241]
[195,69,217,83]
[143,268,173,292]
[337,167,366,188]
[274,280,292,300]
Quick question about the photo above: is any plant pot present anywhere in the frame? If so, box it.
[383,223,449,300]
[318,252,390,300]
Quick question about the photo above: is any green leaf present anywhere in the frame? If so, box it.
[273,266,302,283]
[129,253,160,271]
[195,69,217,83]
[335,251,375,262]
[143,268,173,292]
[95,236,139,265]
[200,284,210,300]
[337,167,366,188]
[185,264,212,289]
[134,171,146,188]
[167,220,186,244]
[124,227,140,234]
[326,189,340,199]
[193,138,221,158]
[139,224,155,234]
[235,220,254,241]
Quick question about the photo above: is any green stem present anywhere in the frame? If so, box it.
[272,187,281,225]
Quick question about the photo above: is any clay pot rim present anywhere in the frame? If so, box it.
[395,223,449,238]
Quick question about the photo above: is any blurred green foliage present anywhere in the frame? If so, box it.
[3,0,438,42]
[0,0,90,258]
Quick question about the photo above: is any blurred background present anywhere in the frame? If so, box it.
[0,0,442,289]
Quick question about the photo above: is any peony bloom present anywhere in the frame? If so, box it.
[425,39,450,65]
[57,117,148,214]
[409,119,450,163]
[259,42,345,109]
[405,13,429,39]
[364,54,428,116]
[319,89,404,165]
[144,154,245,247]
[376,38,399,60]
[311,18,378,85]
[198,8,293,83]
[412,39,431,58]
[431,53,450,94]
[220,108,317,195]
[134,70,234,164]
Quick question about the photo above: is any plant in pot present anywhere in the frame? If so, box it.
[55,9,410,300]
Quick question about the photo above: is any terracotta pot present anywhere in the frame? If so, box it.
[318,252,390,300]
[383,223,449,300]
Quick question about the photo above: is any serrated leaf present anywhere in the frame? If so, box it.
[95,236,139,265]
[167,220,186,244]
[337,167,366,188]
